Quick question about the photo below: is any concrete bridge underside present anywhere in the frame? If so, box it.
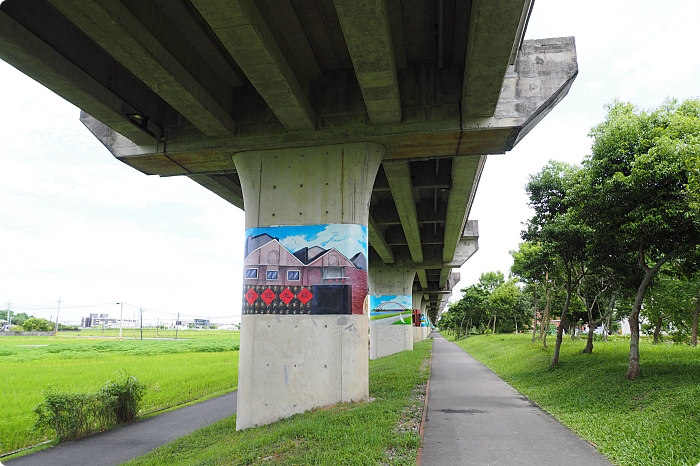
[0,0,576,428]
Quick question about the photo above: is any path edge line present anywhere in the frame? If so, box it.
[415,334,434,466]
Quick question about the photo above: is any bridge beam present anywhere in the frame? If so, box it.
[233,142,383,430]
[191,0,316,130]
[383,161,423,263]
[0,10,158,145]
[334,0,402,125]
[47,0,237,137]
[462,0,533,118]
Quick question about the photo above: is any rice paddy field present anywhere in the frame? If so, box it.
[0,330,240,456]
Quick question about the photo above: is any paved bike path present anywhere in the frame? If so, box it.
[421,334,612,465]
[5,392,237,466]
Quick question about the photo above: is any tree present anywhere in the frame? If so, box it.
[488,280,522,333]
[511,241,554,342]
[580,99,700,379]
[523,161,591,366]
[22,317,54,332]
[0,310,31,327]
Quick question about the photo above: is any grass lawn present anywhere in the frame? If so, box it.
[448,333,700,466]
[123,339,433,466]
[0,331,240,456]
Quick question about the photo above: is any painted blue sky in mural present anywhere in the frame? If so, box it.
[246,224,367,261]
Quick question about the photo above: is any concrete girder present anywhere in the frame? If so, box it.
[47,0,236,138]
[400,228,477,266]
[100,39,576,175]
[188,174,244,210]
[333,0,401,125]
[382,161,423,263]
[461,0,533,119]
[416,269,428,289]
[442,157,485,262]
[0,11,157,145]
[368,215,394,264]
[191,0,315,131]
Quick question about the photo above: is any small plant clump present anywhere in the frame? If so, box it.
[33,371,146,442]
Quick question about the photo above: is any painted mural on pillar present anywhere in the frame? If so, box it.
[369,294,412,325]
[242,224,368,315]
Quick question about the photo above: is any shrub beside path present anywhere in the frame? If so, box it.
[4,392,237,466]
[421,333,612,465]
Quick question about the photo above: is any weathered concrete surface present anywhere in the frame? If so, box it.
[234,143,382,429]
[369,323,412,359]
[422,335,612,466]
[237,314,368,430]
[412,326,423,343]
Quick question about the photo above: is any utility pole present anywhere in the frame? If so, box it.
[117,302,123,340]
[175,312,179,341]
[140,308,143,340]
[7,301,12,328]
[54,298,61,336]
[156,317,159,338]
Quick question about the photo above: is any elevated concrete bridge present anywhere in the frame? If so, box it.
[0,0,576,429]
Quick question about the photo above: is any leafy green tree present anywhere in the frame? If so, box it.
[488,279,517,333]
[511,241,554,342]
[523,161,591,366]
[0,310,31,327]
[22,317,54,332]
[579,99,700,379]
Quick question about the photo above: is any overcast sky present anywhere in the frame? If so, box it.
[1,0,699,325]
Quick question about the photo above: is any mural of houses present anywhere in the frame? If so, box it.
[242,230,368,315]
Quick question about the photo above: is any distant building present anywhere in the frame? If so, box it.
[193,318,210,329]
[80,313,131,328]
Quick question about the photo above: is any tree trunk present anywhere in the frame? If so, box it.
[540,272,550,341]
[493,314,497,334]
[542,289,551,349]
[552,268,573,367]
[652,316,663,344]
[531,285,538,343]
[691,297,700,347]
[627,248,674,380]
[582,318,603,354]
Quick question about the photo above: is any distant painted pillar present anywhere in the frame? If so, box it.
[369,265,415,359]
[412,291,424,343]
[233,143,384,430]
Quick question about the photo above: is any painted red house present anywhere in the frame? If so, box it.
[242,235,367,315]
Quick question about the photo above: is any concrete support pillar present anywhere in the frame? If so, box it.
[234,143,384,430]
[369,265,415,359]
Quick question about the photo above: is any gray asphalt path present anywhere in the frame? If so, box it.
[421,334,612,466]
[5,392,237,466]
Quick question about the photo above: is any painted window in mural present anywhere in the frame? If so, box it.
[242,224,368,315]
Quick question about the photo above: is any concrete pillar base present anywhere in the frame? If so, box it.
[413,327,423,343]
[369,323,413,360]
[237,314,369,430]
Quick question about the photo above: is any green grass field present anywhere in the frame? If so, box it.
[0,330,240,456]
[124,339,432,466]
[448,333,700,466]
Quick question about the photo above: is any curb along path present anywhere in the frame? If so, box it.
[5,392,237,466]
[421,334,612,465]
